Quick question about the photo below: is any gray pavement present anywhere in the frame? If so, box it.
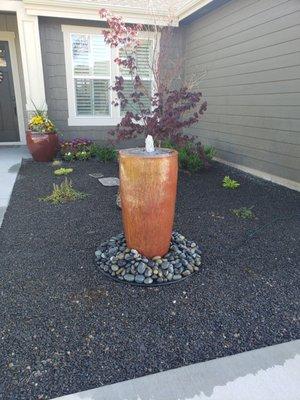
[53,340,300,400]
[0,145,30,226]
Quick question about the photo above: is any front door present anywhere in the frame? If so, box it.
[0,41,19,142]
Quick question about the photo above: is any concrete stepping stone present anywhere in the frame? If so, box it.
[99,177,119,186]
[89,172,104,179]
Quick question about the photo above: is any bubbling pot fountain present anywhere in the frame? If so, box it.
[95,135,203,285]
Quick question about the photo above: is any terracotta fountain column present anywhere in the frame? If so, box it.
[119,139,178,258]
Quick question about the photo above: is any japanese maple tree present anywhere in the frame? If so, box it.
[99,9,208,162]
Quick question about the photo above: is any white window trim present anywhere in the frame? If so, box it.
[62,24,158,127]
[62,24,119,126]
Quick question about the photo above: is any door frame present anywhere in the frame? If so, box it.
[0,31,25,145]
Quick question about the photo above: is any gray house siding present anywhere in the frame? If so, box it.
[39,16,181,145]
[182,0,300,183]
[39,17,114,142]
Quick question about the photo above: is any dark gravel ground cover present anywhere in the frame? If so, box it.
[0,159,299,400]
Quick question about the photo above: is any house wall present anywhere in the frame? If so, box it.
[0,12,26,124]
[39,17,113,143]
[39,16,182,145]
[182,0,300,184]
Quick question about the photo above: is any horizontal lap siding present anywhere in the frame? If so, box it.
[182,0,300,183]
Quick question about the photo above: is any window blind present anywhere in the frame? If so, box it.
[71,33,111,116]
[120,40,153,115]
[121,80,152,115]
[119,40,152,78]
[75,79,110,116]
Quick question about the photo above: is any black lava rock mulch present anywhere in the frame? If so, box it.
[0,159,299,400]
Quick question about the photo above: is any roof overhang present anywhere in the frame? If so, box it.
[22,0,217,26]
[177,0,215,21]
[22,0,181,26]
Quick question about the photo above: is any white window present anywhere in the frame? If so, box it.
[62,25,156,127]
[120,40,153,115]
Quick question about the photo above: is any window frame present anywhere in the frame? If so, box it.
[62,25,158,127]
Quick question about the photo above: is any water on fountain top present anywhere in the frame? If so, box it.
[120,148,175,157]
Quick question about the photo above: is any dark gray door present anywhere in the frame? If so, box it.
[0,41,19,142]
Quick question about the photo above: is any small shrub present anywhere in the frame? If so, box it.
[62,152,75,162]
[89,143,101,157]
[177,146,189,169]
[75,150,91,161]
[59,139,117,163]
[95,147,117,162]
[54,167,73,176]
[40,178,87,204]
[231,206,254,219]
[186,152,203,173]
[60,138,93,154]
[161,138,174,149]
[178,146,204,173]
[52,159,62,167]
[204,145,216,160]
[222,176,240,189]
[161,140,215,173]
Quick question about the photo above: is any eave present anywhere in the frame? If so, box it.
[22,0,179,26]
[177,0,214,21]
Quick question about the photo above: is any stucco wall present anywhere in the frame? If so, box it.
[182,0,300,183]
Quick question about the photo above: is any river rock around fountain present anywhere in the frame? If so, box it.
[95,232,202,285]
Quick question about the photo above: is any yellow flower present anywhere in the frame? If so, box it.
[30,115,44,125]
[29,112,55,132]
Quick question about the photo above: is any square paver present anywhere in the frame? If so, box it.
[99,177,120,186]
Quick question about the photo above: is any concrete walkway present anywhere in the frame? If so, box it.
[54,340,300,400]
[0,146,31,226]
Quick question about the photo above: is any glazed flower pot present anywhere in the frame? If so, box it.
[119,148,178,258]
[26,131,58,162]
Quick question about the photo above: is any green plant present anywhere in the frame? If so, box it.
[204,145,216,160]
[160,138,174,149]
[52,159,62,167]
[62,152,75,162]
[89,143,101,157]
[75,150,91,161]
[161,140,215,173]
[177,146,189,169]
[60,138,93,155]
[177,145,204,173]
[231,206,254,219]
[186,152,203,173]
[54,167,73,176]
[40,178,87,204]
[222,176,240,189]
[95,147,117,163]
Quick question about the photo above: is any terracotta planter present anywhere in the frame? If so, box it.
[26,131,58,162]
[119,148,178,258]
